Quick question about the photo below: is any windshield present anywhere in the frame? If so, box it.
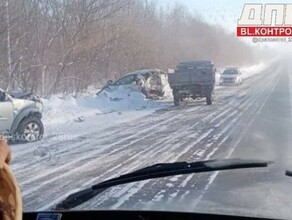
[223,70,239,75]
[1,0,292,219]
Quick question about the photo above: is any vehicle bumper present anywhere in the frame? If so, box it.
[220,80,238,85]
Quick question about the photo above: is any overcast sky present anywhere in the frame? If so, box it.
[161,0,292,33]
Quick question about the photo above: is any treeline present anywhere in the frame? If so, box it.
[0,0,257,96]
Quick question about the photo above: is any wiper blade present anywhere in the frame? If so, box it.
[54,159,270,211]
[285,170,292,177]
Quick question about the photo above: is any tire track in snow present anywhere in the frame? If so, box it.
[72,67,278,210]
[97,68,279,210]
[168,68,280,207]
[20,81,246,187]
[12,108,178,161]
[19,113,182,186]
[19,65,276,211]
[28,85,253,210]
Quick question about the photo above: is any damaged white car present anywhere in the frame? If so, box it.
[97,69,170,100]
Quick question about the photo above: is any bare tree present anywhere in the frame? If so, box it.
[4,0,13,91]
[0,0,258,97]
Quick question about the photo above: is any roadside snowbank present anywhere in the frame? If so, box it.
[42,86,171,130]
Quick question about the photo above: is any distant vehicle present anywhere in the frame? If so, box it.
[97,69,169,99]
[168,60,216,106]
[220,67,243,86]
[0,88,44,142]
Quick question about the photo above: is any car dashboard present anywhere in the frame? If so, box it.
[23,210,276,220]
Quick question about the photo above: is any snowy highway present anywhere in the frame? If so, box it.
[9,61,292,218]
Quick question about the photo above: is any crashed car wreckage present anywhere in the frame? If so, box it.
[97,69,169,100]
[8,91,42,103]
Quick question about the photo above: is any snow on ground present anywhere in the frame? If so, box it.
[240,62,267,79]
[41,62,265,135]
[41,86,172,137]
[13,61,279,212]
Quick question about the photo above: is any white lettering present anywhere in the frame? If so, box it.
[263,4,285,25]
[285,4,292,25]
[238,4,263,25]
[241,28,247,35]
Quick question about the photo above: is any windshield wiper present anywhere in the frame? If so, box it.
[54,158,270,211]
[285,170,292,177]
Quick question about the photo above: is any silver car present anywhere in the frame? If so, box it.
[220,67,243,86]
[0,88,44,142]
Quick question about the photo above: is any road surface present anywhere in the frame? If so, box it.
[10,61,292,218]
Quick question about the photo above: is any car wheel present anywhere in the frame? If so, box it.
[174,95,180,106]
[16,116,44,142]
[173,90,180,106]
[206,94,212,105]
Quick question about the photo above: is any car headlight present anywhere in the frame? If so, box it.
[36,102,43,113]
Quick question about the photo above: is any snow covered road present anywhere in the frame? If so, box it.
[9,62,286,217]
